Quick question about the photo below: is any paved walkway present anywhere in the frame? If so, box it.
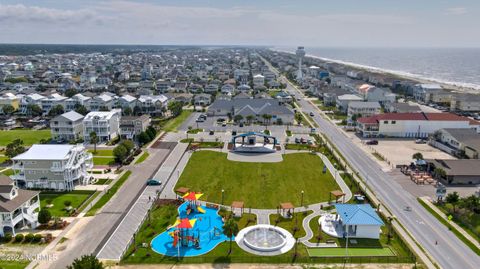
[97,143,188,261]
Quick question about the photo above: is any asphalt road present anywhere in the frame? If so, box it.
[280,76,479,268]
[36,146,174,269]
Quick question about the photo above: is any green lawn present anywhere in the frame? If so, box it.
[175,151,339,208]
[0,260,29,269]
[0,155,9,163]
[93,156,116,166]
[0,129,51,146]
[93,178,112,185]
[0,168,14,176]
[186,128,203,134]
[40,190,95,217]
[88,149,114,156]
[134,151,150,164]
[269,211,313,238]
[86,170,132,216]
[308,247,394,257]
[162,110,193,132]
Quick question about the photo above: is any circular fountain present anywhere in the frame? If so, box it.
[235,224,295,255]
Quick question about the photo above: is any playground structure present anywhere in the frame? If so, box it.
[151,192,231,257]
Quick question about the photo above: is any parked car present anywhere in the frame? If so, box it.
[415,139,427,144]
[300,137,306,144]
[146,179,162,186]
[309,112,314,117]
[232,130,237,136]
[209,130,214,135]
[221,122,227,127]
[366,140,378,145]
[295,137,300,144]
[195,118,204,122]
[239,123,244,127]
[217,118,226,122]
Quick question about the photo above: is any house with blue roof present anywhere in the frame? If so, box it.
[334,204,384,239]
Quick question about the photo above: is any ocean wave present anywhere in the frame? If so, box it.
[273,48,480,91]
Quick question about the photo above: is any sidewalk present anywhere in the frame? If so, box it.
[96,143,188,261]
[420,196,480,249]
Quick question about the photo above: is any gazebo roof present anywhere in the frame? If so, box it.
[232,131,276,139]
[280,202,294,209]
[330,190,345,197]
[175,187,190,194]
[231,201,244,208]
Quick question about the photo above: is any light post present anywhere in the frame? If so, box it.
[301,190,304,207]
[221,189,225,205]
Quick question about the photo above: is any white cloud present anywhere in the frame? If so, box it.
[0,4,106,24]
[445,7,468,15]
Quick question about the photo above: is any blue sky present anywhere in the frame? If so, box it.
[0,0,478,47]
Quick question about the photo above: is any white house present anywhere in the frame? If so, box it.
[137,95,168,116]
[253,74,265,86]
[51,111,85,142]
[321,204,384,239]
[83,109,121,142]
[0,175,40,236]
[357,112,480,138]
[336,94,363,112]
[11,144,93,190]
[347,101,381,120]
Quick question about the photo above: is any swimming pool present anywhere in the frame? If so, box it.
[151,202,231,257]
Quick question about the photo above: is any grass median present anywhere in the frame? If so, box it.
[417,198,480,255]
[134,151,150,164]
[86,170,132,216]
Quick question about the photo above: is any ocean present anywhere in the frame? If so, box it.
[276,47,480,90]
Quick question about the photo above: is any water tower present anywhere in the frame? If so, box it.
[295,46,305,81]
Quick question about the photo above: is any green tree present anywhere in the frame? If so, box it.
[120,140,134,153]
[5,139,26,159]
[133,105,142,116]
[1,104,15,115]
[27,104,43,116]
[66,254,104,269]
[74,104,89,115]
[167,101,183,117]
[48,104,64,117]
[113,144,128,163]
[123,106,132,116]
[64,200,72,208]
[89,132,99,153]
[446,191,460,213]
[412,152,423,160]
[38,209,52,225]
[246,115,255,124]
[65,88,78,98]
[138,132,150,145]
[434,167,446,180]
[233,114,243,122]
[222,218,239,255]
[295,113,303,125]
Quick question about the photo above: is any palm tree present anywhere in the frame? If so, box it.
[434,167,446,180]
[412,152,423,161]
[89,132,99,153]
[246,115,254,125]
[222,218,239,255]
[446,191,460,213]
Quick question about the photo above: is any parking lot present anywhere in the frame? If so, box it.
[365,139,455,167]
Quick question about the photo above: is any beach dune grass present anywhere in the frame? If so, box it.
[175,151,339,209]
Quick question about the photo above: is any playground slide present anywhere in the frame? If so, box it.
[197,206,206,214]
